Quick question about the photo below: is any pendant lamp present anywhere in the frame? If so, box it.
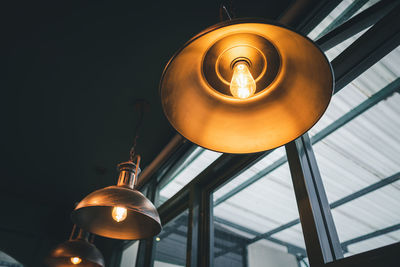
[71,103,162,240]
[160,18,333,153]
[46,226,104,267]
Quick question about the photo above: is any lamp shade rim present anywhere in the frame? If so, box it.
[46,239,105,267]
[73,204,162,225]
[71,186,162,240]
[159,17,333,153]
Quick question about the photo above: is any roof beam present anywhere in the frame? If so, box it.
[214,217,307,256]
[316,0,399,51]
[316,0,369,40]
[332,4,400,93]
[279,0,341,34]
[341,223,400,249]
[331,172,400,209]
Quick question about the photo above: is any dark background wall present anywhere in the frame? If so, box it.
[0,0,292,266]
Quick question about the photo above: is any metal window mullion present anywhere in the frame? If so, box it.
[199,185,214,267]
[286,134,343,266]
[243,245,248,267]
[186,185,200,267]
[110,241,124,267]
[136,180,158,267]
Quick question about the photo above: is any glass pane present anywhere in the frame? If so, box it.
[212,147,308,267]
[120,241,139,267]
[311,47,400,256]
[157,147,221,206]
[154,210,188,266]
[309,48,400,138]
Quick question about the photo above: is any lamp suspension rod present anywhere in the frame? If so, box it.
[221,5,232,20]
[219,1,235,21]
[77,228,90,241]
[133,155,141,187]
[69,224,78,241]
[89,233,96,244]
[129,101,145,162]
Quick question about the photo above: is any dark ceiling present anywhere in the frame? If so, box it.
[2,0,294,265]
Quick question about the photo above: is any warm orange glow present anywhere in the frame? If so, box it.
[112,206,127,222]
[160,21,333,153]
[70,257,82,265]
[230,62,256,99]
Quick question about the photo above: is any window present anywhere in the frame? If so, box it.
[212,147,309,266]
[120,241,139,267]
[154,210,189,266]
[157,147,221,206]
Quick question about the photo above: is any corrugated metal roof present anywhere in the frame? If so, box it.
[311,47,400,255]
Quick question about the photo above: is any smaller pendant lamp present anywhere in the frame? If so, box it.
[71,103,162,240]
[46,225,105,267]
[160,18,333,154]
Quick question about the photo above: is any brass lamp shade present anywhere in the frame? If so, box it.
[46,230,104,267]
[160,18,333,153]
[71,161,162,240]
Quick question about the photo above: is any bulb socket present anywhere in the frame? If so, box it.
[231,57,251,69]
[117,161,141,188]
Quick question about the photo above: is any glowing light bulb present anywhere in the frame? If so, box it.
[230,62,256,99]
[112,206,127,222]
[70,257,82,265]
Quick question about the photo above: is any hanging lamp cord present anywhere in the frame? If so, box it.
[69,224,77,241]
[219,1,235,21]
[129,103,144,162]
[127,100,146,187]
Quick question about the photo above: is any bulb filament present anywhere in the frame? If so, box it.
[112,206,127,222]
[70,257,82,265]
[230,62,256,99]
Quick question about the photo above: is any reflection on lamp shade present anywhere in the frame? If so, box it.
[71,161,162,240]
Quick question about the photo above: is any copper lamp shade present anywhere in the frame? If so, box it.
[160,18,333,153]
[46,229,104,267]
[71,161,162,240]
